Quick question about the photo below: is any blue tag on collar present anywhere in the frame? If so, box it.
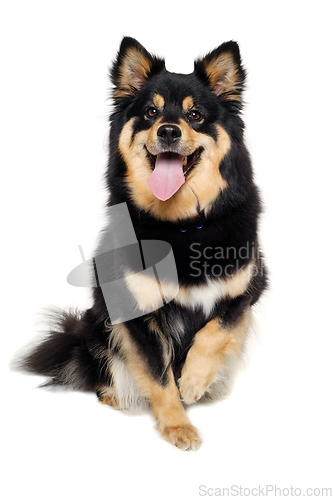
[179,223,203,233]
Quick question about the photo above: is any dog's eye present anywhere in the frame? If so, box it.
[146,107,158,119]
[188,110,202,121]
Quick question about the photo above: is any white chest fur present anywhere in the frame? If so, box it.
[125,261,254,318]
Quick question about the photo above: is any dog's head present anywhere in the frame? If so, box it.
[110,37,247,221]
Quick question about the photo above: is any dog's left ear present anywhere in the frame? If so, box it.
[111,37,165,99]
[194,41,246,102]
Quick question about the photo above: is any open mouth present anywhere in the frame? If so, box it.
[146,148,203,201]
[147,148,203,176]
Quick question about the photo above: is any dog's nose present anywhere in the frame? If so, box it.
[157,124,182,147]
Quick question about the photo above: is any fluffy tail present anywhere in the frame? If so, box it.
[17,308,110,391]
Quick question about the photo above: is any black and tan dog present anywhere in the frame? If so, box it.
[19,37,267,450]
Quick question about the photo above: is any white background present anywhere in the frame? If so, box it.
[1,1,332,499]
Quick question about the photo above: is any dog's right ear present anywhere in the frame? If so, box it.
[111,37,165,99]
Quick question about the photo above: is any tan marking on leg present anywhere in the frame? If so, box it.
[223,261,255,298]
[111,323,201,450]
[179,308,251,405]
[148,372,201,451]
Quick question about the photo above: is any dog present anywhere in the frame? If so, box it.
[19,37,267,451]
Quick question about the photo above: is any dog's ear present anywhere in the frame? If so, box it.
[194,41,246,102]
[111,37,165,99]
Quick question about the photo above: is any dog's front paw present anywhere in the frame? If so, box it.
[161,424,202,451]
[179,369,216,405]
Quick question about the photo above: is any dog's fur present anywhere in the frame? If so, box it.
[19,37,267,450]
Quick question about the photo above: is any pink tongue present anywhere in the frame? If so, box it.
[147,153,185,201]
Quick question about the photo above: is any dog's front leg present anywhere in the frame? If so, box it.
[144,368,201,451]
[179,305,251,405]
[114,322,201,450]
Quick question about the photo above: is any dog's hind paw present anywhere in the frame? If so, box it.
[96,390,128,410]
